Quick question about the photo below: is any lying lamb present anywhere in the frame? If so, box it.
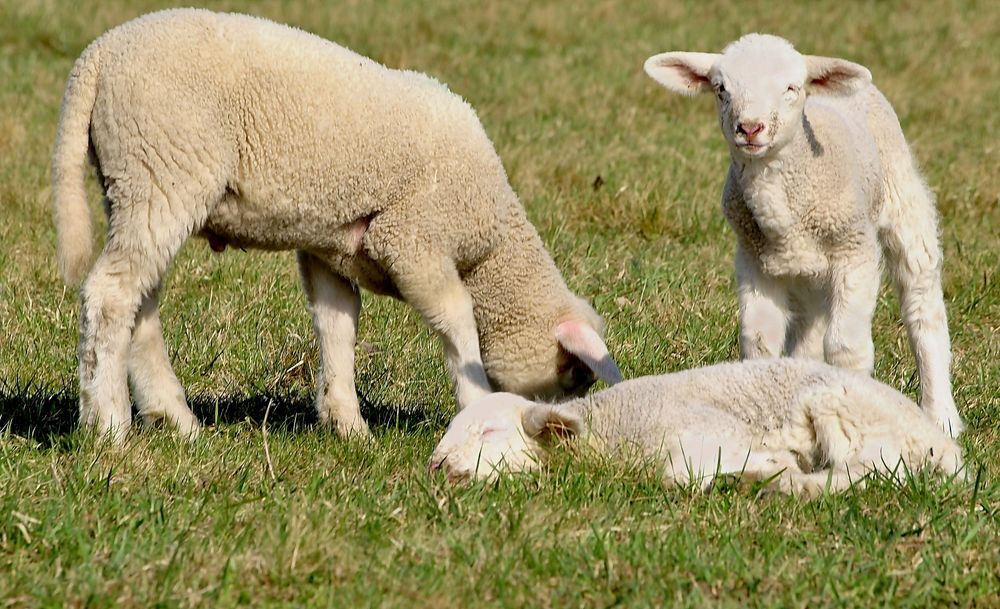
[51,9,621,442]
[430,359,964,497]
[643,34,962,435]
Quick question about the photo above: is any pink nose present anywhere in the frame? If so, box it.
[738,122,765,140]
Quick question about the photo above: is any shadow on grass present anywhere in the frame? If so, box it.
[0,381,438,448]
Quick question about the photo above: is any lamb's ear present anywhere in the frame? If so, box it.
[803,56,872,96]
[555,320,623,385]
[522,404,585,441]
[644,52,719,96]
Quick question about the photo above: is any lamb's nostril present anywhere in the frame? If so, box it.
[738,122,765,140]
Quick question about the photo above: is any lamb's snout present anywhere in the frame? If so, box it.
[428,453,469,483]
[737,121,765,141]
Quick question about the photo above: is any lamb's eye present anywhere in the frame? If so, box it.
[784,85,799,101]
[715,83,726,98]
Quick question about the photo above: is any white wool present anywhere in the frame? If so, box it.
[431,359,964,497]
[644,34,962,435]
[51,9,620,442]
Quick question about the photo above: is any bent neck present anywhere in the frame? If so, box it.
[463,200,570,336]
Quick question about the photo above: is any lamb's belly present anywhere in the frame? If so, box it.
[203,195,354,252]
[201,196,400,298]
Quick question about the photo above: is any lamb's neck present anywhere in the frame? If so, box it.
[565,393,650,452]
[730,145,798,243]
[463,201,570,332]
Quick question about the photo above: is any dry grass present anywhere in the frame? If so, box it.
[1,0,998,607]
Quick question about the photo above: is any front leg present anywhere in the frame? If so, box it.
[735,246,790,359]
[824,253,879,373]
[785,286,828,361]
[298,252,369,436]
[386,254,492,409]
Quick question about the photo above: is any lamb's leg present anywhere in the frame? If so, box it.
[386,255,492,409]
[128,285,200,437]
[786,288,828,360]
[79,208,197,444]
[786,384,916,496]
[735,246,789,359]
[880,179,962,434]
[824,254,879,373]
[297,252,369,436]
[773,469,864,497]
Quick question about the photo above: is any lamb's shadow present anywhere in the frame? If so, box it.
[189,391,437,433]
[0,383,437,449]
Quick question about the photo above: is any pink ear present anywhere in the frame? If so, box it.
[644,52,719,96]
[803,56,871,95]
[555,321,623,385]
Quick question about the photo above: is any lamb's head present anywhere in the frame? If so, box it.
[429,392,586,482]
[644,33,871,159]
[479,296,622,401]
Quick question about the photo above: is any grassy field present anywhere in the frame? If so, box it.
[2,0,999,606]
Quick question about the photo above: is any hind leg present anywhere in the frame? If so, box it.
[298,252,369,436]
[79,178,214,443]
[880,191,962,434]
[128,285,200,438]
[80,243,188,443]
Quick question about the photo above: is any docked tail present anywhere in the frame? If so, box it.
[52,44,101,286]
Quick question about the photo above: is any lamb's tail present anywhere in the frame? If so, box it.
[52,44,101,286]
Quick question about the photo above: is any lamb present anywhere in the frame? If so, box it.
[51,8,621,443]
[642,34,963,435]
[430,358,964,497]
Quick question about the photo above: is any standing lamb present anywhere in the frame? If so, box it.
[642,34,963,435]
[430,359,964,497]
[52,9,622,443]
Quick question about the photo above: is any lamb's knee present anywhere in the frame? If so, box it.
[824,317,874,372]
[824,339,874,372]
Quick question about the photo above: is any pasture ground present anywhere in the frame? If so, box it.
[1,0,998,606]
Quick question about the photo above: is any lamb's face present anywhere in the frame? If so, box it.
[644,33,872,161]
[710,36,808,159]
[429,393,543,482]
[430,393,586,482]
[479,305,622,401]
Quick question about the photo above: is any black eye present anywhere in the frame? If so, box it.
[717,83,726,94]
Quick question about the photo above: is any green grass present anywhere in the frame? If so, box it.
[1,0,999,606]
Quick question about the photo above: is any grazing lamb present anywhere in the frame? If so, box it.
[642,34,963,435]
[430,359,964,497]
[52,9,621,443]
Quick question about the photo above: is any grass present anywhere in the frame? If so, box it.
[1,0,998,606]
